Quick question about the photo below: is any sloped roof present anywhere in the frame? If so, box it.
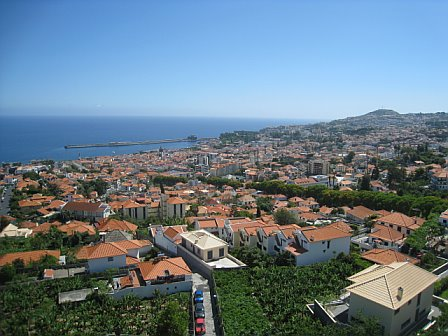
[300,225,351,243]
[180,230,227,249]
[0,250,60,266]
[377,212,424,230]
[139,257,191,281]
[362,249,419,265]
[97,218,138,232]
[76,243,127,260]
[346,205,375,219]
[346,262,438,310]
[369,225,404,243]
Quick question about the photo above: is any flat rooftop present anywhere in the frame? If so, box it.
[207,257,242,269]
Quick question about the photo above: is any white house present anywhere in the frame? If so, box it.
[285,224,351,266]
[151,225,188,255]
[180,230,228,262]
[0,223,33,238]
[112,256,193,299]
[76,240,152,273]
[346,262,438,336]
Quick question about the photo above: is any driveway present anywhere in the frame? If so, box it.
[192,273,216,336]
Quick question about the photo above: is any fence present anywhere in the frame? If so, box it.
[209,270,227,336]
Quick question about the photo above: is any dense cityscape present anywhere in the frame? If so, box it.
[1,109,448,335]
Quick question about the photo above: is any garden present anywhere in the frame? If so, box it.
[0,275,189,336]
[214,254,382,336]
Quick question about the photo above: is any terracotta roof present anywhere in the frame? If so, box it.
[166,197,187,205]
[0,250,60,267]
[362,249,419,265]
[347,205,375,220]
[113,239,151,250]
[327,221,353,234]
[97,218,138,232]
[279,224,301,239]
[377,212,424,230]
[63,201,106,212]
[58,222,96,235]
[139,257,191,281]
[369,225,404,243]
[120,270,140,288]
[300,225,351,242]
[346,262,438,310]
[284,242,308,256]
[162,225,188,241]
[76,243,127,260]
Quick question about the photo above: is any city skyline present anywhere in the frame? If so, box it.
[1,0,447,119]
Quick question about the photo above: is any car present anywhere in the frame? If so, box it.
[194,302,205,318]
[194,289,204,304]
[195,317,206,335]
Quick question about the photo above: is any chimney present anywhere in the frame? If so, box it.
[397,287,404,300]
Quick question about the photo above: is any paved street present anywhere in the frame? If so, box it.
[192,273,216,336]
[0,185,13,216]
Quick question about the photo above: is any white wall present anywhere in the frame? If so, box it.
[112,280,192,299]
[88,255,126,273]
[154,231,178,255]
[295,236,350,266]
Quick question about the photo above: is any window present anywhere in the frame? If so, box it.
[207,251,213,260]
[108,257,114,262]
[327,241,330,248]
[417,293,421,306]
[219,248,224,257]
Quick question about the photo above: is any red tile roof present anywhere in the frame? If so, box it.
[0,250,60,267]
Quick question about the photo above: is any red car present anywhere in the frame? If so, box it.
[195,317,206,335]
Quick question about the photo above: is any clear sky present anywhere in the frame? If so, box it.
[0,0,447,119]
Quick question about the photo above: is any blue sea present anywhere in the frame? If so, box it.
[0,116,318,163]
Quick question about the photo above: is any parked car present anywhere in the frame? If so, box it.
[195,317,206,335]
[194,303,205,318]
[194,289,204,304]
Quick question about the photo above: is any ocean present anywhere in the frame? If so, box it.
[0,116,318,163]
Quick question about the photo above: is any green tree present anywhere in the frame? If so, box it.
[359,175,371,191]
[156,300,188,336]
[274,208,298,225]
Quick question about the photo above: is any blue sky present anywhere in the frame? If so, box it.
[0,0,447,119]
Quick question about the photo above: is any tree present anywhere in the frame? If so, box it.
[256,197,274,213]
[274,208,298,225]
[344,151,355,164]
[359,175,371,191]
[156,300,188,336]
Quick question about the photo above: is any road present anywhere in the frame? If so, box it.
[0,185,13,216]
[192,273,216,336]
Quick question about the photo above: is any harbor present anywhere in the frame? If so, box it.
[65,135,198,149]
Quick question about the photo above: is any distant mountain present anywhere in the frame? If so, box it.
[363,109,400,117]
[325,109,448,129]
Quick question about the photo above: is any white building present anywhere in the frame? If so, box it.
[285,224,351,266]
[180,230,228,262]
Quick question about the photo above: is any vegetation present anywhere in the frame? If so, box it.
[214,254,381,336]
[153,175,187,186]
[201,176,243,189]
[0,276,189,336]
[220,130,258,144]
[274,208,298,225]
[404,216,445,255]
[77,178,108,197]
[248,181,448,218]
